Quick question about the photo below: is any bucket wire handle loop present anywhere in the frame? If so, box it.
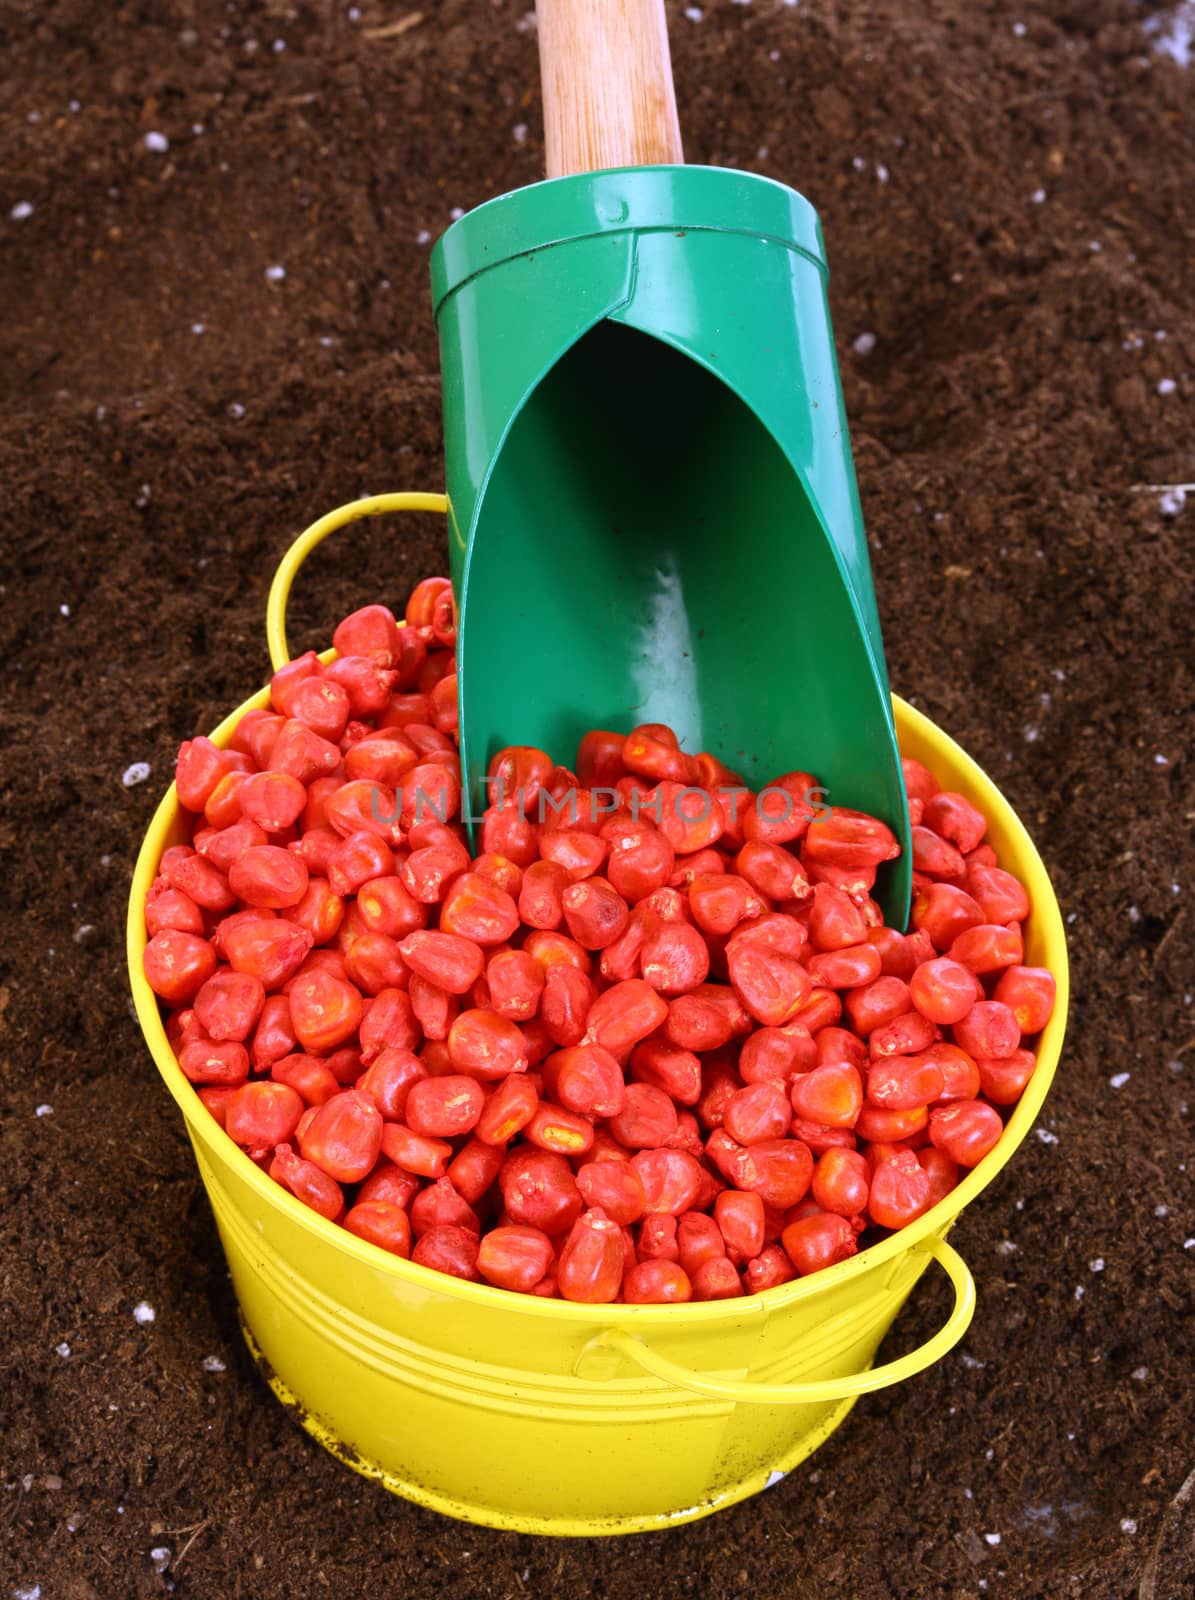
[588,1234,975,1406]
[266,492,449,672]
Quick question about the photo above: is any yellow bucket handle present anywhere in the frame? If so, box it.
[585,1235,975,1404]
[265,492,449,673]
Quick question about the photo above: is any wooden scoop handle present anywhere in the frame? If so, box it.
[537,0,684,179]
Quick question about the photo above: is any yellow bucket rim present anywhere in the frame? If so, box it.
[126,496,1069,1329]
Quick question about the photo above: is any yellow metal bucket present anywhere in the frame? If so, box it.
[126,496,1069,1536]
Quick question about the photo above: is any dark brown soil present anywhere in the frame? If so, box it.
[2,2,1193,1596]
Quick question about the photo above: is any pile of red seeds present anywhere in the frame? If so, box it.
[142,578,1056,1304]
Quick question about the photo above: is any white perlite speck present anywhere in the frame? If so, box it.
[265,264,286,281]
[1036,1128,1059,1145]
[1032,188,1046,203]
[56,1342,71,1358]
[150,1547,172,1573]
[1089,1257,1105,1272]
[416,229,432,245]
[852,331,877,356]
[202,1354,227,1372]
[684,5,703,19]
[144,131,169,153]
[984,1532,1001,1546]
[1121,1517,1137,1535]
[132,1301,155,1325]
[513,123,528,143]
[121,762,151,787]
[1157,378,1177,395]
[1132,1367,1149,1380]
[11,200,34,220]
[35,1105,53,1118]
[1109,1072,1130,1089]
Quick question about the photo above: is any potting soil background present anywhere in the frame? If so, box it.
[2,2,1193,1596]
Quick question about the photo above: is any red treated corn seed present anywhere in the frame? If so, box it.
[342,932,408,995]
[525,1101,595,1157]
[298,1088,383,1183]
[790,1065,863,1128]
[745,1244,797,1292]
[736,1137,814,1208]
[477,1225,555,1293]
[380,1121,453,1179]
[145,883,206,938]
[929,1100,1004,1167]
[869,1010,939,1059]
[357,1046,427,1121]
[327,831,394,897]
[583,979,669,1059]
[485,949,545,1022]
[288,970,364,1054]
[811,1146,870,1218]
[954,1000,1021,1060]
[561,876,630,950]
[446,1137,506,1204]
[557,1208,625,1303]
[359,987,420,1060]
[410,1177,480,1238]
[624,1259,692,1304]
[355,875,427,940]
[724,1081,792,1144]
[715,1189,766,1262]
[408,974,457,1041]
[910,882,985,951]
[577,1160,646,1225]
[165,850,236,912]
[920,1041,981,1102]
[677,1210,726,1276]
[923,791,987,854]
[606,823,675,903]
[726,938,812,1027]
[630,1037,702,1105]
[412,1224,481,1281]
[193,970,265,1042]
[867,1149,932,1229]
[405,1074,485,1138]
[397,930,484,994]
[222,917,312,989]
[965,864,1031,924]
[357,1161,420,1211]
[631,1148,704,1215]
[143,929,217,1004]
[343,1199,412,1256]
[949,922,1024,975]
[691,1257,744,1300]
[440,872,521,945]
[805,943,883,990]
[608,1083,679,1150]
[476,1073,540,1145]
[225,1081,304,1151]
[854,1103,929,1144]
[866,1053,945,1111]
[908,956,981,1024]
[993,966,1057,1035]
[640,918,710,995]
[542,1044,626,1118]
[178,1039,250,1086]
[781,1212,858,1276]
[271,1142,345,1221]
[976,1048,1037,1105]
[500,1147,583,1234]
[270,1056,340,1107]
[447,1008,529,1080]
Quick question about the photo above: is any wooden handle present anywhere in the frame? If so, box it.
[537,0,684,179]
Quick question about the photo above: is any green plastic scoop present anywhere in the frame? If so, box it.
[431,1,911,924]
